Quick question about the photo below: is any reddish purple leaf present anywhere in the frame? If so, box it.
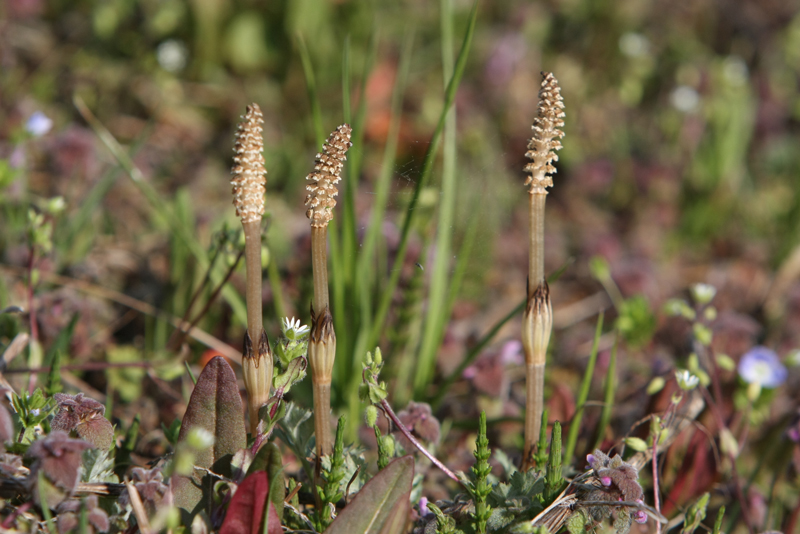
[220,471,282,534]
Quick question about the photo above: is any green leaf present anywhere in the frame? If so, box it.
[162,418,181,446]
[45,350,63,395]
[115,414,140,478]
[564,313,603,464]
[82,448,117,483]
[615,295,656,349]
[681,492,709,534]
[106,345,146,402]
[172,356,247,513]
[325,456,414,534]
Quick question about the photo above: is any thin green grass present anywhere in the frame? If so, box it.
[366,0,479,358]
[593,333,617,450]
[292,1,478,434]
[334,27,379,394]
[74,95,248,328]
[413,0,459,397]
[346,28,416,420]
[296,33,325,147]
[59,125,152,263]
[563,312,604,465]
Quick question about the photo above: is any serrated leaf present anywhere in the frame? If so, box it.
[219,471,282,534]
[172,356,247,512]
[82,448,118,483]
[273,404,315,462]
[326,456,414,534]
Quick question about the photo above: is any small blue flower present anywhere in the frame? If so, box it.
[738,346,787,388]
[25,111,53,137]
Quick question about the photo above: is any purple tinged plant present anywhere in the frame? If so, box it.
[395,401,441,450]
[27,431,93,508]
[51,392,114,450]
[55,495,110,534]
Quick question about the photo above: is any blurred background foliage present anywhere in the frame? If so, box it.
[3,0,800,529]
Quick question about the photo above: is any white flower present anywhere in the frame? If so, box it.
[675,369,700,391]
[156,39,188,72]
[619,33,650,58]
[690,283,716,305]
[281,317,310,340]
[670,86,700,113]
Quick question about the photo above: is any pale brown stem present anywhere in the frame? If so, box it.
[310,224,333,459]
[313,380,332,457]
[124,481,153,534]
[311,226,329,312]
[242,220,263,343]
[523,362,545,468]
[523,189,548,468]
[528,191,547,298]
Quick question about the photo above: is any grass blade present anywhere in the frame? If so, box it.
[430,262,572,408]
[431,297,525,409]
[345,28,415,425]
[73,95,247,327]
[593,333,617,450]
[414,0,458,396]
[296,33,325,147]
[367,0,479,352]
[563,312,604,465]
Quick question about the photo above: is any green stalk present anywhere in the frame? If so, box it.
[545,421,563,500]
[563,313,604,465]
[296,33,325,147]
[350,28,414,351]
[414,0,458,396]
[367,0,478,351]
[593,333,617,450]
